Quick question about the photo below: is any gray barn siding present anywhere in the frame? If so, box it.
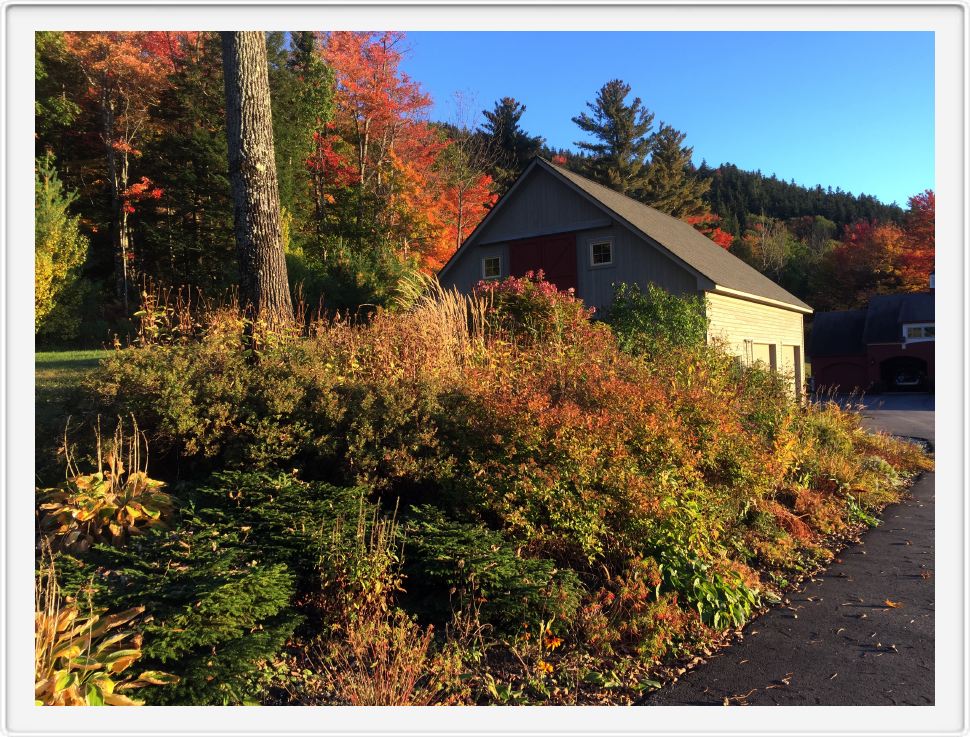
[441,242,509,292]
[574,225,699,311]
[442,167,701,304]
[474,167,607,245]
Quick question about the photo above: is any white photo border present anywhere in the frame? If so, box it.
[3,3,966,735]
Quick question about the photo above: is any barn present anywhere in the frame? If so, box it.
[810,290,935,393]
[438,157,813,393]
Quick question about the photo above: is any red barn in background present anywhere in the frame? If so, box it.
[810,288,934,394]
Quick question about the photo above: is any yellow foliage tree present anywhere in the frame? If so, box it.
[35,153,88,336]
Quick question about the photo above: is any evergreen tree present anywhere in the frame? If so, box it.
[139,32,235,289]
[479,97,543,191]
[638,124,710,217]
[266,31,335,252]
[35,152,89,338]
[35,32,82,152]
[572,79,654,195]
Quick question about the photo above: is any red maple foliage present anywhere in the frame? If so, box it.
[121,176,164,214]
[683,211,734,249]
[321,31,432,187]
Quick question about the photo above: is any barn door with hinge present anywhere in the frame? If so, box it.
[508,233,578,292]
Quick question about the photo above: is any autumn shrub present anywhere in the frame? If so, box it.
[309,502,446,706]
[574,557,689,661]
[73,273,931,703]
[474,270,596,344]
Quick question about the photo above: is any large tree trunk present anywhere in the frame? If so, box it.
[102,95,130,311]
[220,31,291,328]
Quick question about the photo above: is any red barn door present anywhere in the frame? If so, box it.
[508,233,578,292]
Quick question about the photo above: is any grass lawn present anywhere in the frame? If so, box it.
[36,349,111,400]
[36,350,112,477]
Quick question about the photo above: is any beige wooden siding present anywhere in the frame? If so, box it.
[706,291,806,394]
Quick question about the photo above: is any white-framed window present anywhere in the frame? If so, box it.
[589,238,614,267]
[903,323,934,343]
[482,255,502,280]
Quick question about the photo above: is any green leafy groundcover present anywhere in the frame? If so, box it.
[43,275,932,705]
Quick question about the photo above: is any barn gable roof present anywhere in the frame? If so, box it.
[810,292,935,357]
[810,310,868,357]
[863,292,935,344]
[439,157,812,313]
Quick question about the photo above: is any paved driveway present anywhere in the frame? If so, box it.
[853,394,935,444]
[643,395,935,705]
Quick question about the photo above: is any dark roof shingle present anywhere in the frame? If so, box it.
[539,158,812,311]
[810,310,867,357]
[863,292,935,344]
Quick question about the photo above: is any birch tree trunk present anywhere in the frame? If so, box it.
[221,31,292,328]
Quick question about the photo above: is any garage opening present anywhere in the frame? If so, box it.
[880,355,929,392]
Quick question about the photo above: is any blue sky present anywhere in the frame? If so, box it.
[399,32,934,207]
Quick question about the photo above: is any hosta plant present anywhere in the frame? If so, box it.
[35,555,178,705]
[38,419,173,553]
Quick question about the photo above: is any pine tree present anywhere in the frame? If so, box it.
[266,31,335,252]
[139,32,235,289]
[572,79,654,195]
[221,31,292,327]
[479,97,543,191]
[638,124,710,218]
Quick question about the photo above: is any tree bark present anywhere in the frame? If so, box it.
[221,31,291,328]
[101,94,130,311]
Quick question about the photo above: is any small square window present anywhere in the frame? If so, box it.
[482,255,501,279]
[590,240,613,266]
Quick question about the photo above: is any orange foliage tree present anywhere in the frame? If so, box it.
[63,31,195,309]
[321,31,493,272]
[900,189,934,290]
[823,220,908,308]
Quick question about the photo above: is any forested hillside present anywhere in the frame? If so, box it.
[701,163,905,233]
[35,32,933,347]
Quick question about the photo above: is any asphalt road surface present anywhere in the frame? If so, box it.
[643,394,935,706]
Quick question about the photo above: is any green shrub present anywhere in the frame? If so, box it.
[605,282,708,358]
[58,507,300,705]
[403,506,584,634]
[85,333,346,474]
[193,471,370,584]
